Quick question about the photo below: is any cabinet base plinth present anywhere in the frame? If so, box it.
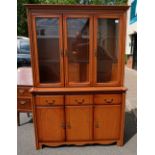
[37,140,123,149]
[116,140,124,146]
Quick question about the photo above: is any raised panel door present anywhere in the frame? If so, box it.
[65,105,93,141]
[36,107,65,142]
[94,105,121,140]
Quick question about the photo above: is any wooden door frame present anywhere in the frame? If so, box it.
[93,14,125,87]
[31,14,64,87]
[63,14,93,87]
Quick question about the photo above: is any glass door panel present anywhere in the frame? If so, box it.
[95,18,119,84]
[35,17,63,85]
[65,17,91,86]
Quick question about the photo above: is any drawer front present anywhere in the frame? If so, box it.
[94,94,121,105]
[66,95,93,105]
[17,98,32,110]
[17,87,31,97]
[36,95,64,106]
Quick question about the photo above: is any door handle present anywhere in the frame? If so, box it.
[65,50,69,57]
[66,123,71,129]
[20,100,27,105]
[46,99,55,105]
[75,99,85,104]
[95,122,99,128]
[104,98,113,104]
[61,122,65,129]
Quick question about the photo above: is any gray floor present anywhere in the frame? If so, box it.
[18,67,137,155]
[125,67,137,112]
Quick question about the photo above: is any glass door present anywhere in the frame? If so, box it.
[64,15,93,87]
[33,15,64,87]
[94,16,121,86]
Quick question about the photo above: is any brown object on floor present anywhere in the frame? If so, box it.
[17,67,33,126]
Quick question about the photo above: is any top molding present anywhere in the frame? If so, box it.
[25,4,129,11]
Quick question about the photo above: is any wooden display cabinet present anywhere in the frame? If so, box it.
[26,4,128,149]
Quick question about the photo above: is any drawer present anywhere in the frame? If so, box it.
[94,94,121,105]
[66,95,93,105]
[36,95,64,106]
[17,87,31,97]
[17,98,32,110]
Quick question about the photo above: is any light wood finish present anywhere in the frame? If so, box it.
[26,5,129,88]
[93,15,122,86]
[36,95,64,106]
[30,87,127,93]
[26,5,128,149]
[63,14,93,87]
[37,140,118,149]
[65,95,93,105]
[36,107,65,142]
[94,105,121,140]
[94,94,121,105]
[17,67,33,126]
[32,15,64,87]
[117,92,126,146]
[65,106,93,141]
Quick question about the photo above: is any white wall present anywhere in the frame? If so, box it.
[126,0,137,55]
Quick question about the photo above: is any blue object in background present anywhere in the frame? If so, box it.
[130,0,137,24]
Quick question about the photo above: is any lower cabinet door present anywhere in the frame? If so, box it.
[66,105,93,141]
[94,105,121,140]
[36,107,65,142]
